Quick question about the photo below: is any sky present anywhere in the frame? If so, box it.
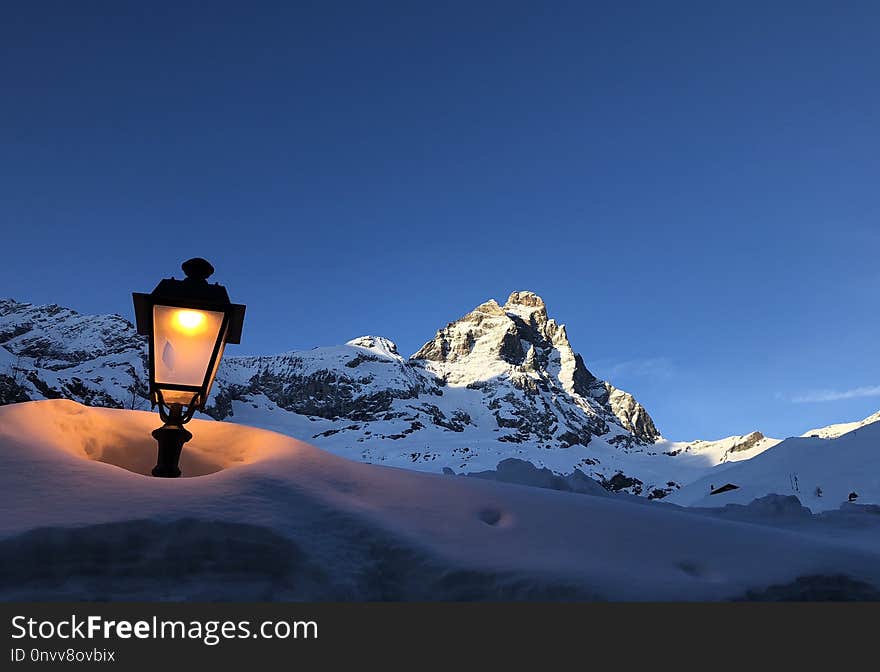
[1,1,879,440]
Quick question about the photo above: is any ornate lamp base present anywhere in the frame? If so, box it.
[151,424,192,478]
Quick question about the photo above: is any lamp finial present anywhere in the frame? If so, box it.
[181,258,214,281]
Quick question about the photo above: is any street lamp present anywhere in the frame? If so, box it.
[132,258,245,477]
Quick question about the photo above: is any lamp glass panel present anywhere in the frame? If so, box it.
[158,388,202,405]
[152,305,225,395]
[203,334,227,401]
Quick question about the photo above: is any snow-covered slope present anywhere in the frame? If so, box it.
[668,419,880,511]
[3,399,880,601]
[802,411,880,439]
[0,298,147,408]
[654,431,781,471]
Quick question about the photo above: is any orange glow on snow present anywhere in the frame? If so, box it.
[0,399,305,477]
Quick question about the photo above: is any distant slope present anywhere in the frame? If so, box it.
[802,411,880,439]
[655,431,781,467]
[668,419,880,511]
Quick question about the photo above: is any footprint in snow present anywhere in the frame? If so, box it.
[477,508,504,526]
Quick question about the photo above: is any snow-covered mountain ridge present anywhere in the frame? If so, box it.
[0,293,874,500]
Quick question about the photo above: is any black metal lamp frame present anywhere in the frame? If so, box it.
[132,258,245,478]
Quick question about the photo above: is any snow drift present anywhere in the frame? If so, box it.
[2,400,880,601]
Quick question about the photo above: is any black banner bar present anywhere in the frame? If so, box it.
[2,602,877,669]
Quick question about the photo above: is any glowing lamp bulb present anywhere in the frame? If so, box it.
[173,309,206,332]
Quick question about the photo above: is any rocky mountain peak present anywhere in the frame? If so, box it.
[503,291,552,336]
[504,290,546,311]
[474,299,506,317]
[408,292,660,445]
[412,291,563,367]
[411,296,516,367]
[413,292,577,378]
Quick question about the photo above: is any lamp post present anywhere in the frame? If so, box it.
[132,258,245,477]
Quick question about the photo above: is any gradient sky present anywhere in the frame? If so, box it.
[2,2,879,440]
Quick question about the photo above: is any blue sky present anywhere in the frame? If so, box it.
[1,2,878,440]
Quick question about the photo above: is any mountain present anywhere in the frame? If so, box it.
[0,293,807,498]
[0,298,148,408]
[411,291,658,443]
[668,418,880,512]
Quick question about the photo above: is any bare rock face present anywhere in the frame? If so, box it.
[412,299,515,365]
[605,384,660,444]
[207,340,436,423]
[727,431,766,453]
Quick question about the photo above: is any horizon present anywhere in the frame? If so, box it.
[2,3,879,440]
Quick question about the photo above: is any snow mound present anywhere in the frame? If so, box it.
[0,399,295,477]
[457,458,614,498]
[3,400,880,601]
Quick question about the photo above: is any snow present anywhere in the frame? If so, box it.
[3,399,880,600]
[4,296,880,516]
[216,385,781,500]
[345,335,402,360]
[668,420,880,511]
[0,301,134,362]
[802,411,880,439]
[654,432,780,466]
[226,393,691,488]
